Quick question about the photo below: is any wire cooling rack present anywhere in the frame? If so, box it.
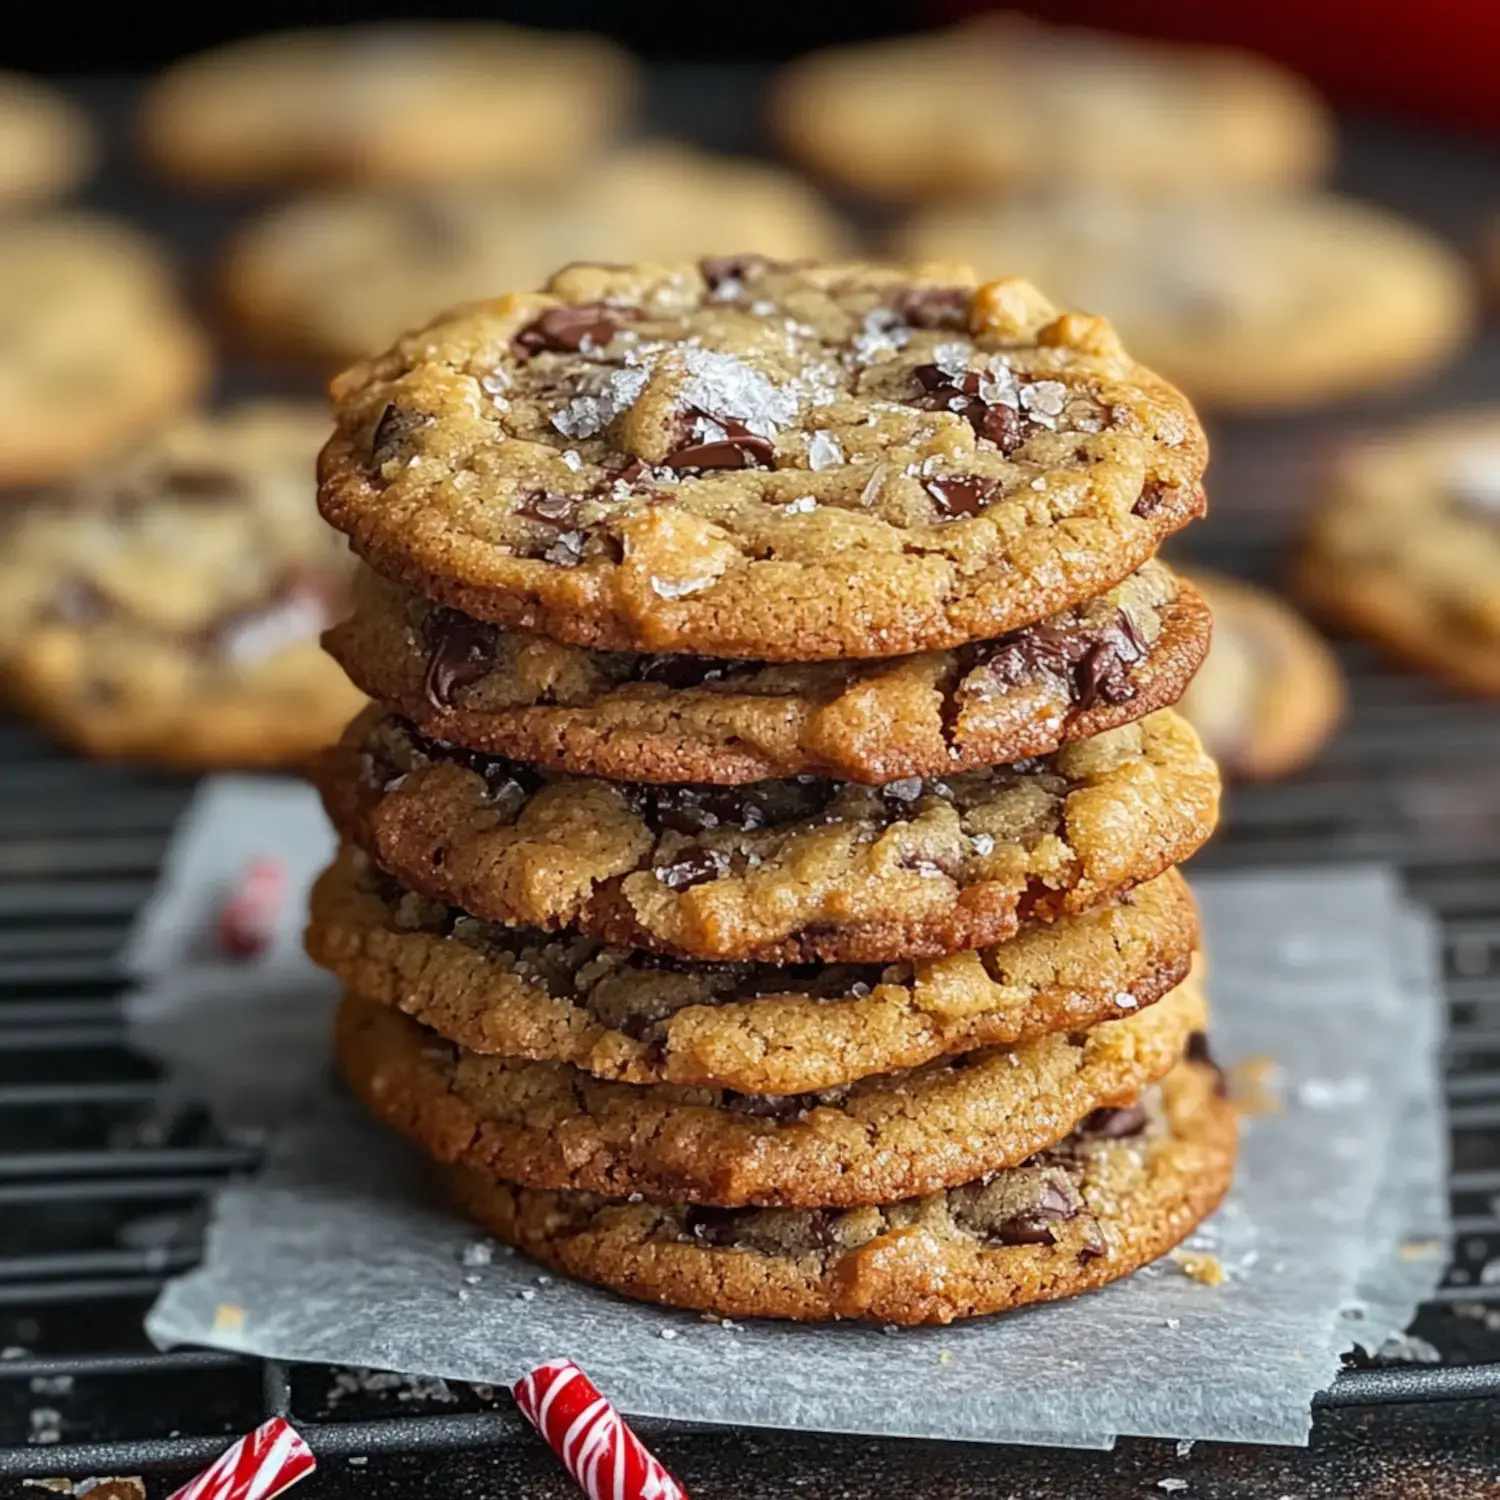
[2,65,1500,1499]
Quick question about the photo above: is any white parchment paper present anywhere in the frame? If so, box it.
[130,778,1449,1447]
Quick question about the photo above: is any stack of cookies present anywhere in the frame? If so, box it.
[305,259,1233,1325]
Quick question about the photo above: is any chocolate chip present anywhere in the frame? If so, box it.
[995,1181,1080,1247]
[1075,612,1146,710]
[926,476,999,518]
[630,654,758,689]
[421,608,498,712]
[513,304,618,357]
[892,286,971,330]
[1132,479,1173,518]
[699,254,787,293]
[1186,1031,1228,1097]
[1077,1222,1109,1261]
[723,1090,817,1121]
[518,490,580,527]
[654,848,732,890]
[369,403,428,469]
[978,403,1025,454]
[1076,1102,1148,1139]
[662,419,775,473]
[965,607,1143,710]
[47,577,110,626]
[640,779,836,836]
[682,1205,742,1246]
[607,457,648,486]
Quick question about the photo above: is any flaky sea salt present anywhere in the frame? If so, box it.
[677,347,797,436]
[552,366,650,439]
[650,574,717,600]
[807,431,843,470]
[783,497,818,515]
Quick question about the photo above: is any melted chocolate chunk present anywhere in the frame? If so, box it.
[512,304,618,357]
[994,1181,1081,1248]
[640,779,837,836]
[518,490,580,526]
[662,418,776,473]
[699,254,788,293]
[723,1090,820,1121]
[1186,1031,1228,1097]
[395,721,546,807]
[926,476,999,519]
[421,608,498,711]
[629,653,761,690]
[892,286,971,330]
[911,365,1026,456]
[1076,1102,1149,1139]
[1132,479,1174,518]
[966,608,1144,709]
[369,403,429,470]
[654,848,733,891]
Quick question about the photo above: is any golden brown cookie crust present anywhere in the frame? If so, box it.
[317,260,1208,661]
[325,560,1211,784]
[447,1056,1236,1323]
[308,844,1198,1092]
[1178,571,1343,780]
[315,707,1219,964]
[1296,410,1500,697]
[336,969,1205,1208]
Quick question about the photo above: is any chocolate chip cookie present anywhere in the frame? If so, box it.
[318,259,1208,661]
[335,964,1204,1208]
[773,16,1329,203]
[223,143,850,365]
[309,842,1197,1093]
[0,404,364,768]
[1295,409,1500,696]
[448,1054,1234,1323]
[0,214,208,486]
[326,559,1210,784]
[0,73,94,206]
[139,24,634,189]
[899,191,1472,412]
[316,707,1218,963]
[1178,572,1343,780]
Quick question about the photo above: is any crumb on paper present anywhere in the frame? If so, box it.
[1170,1251,1225,1287]
[1398,1238,1443,1262]
[459,1239,495,1268]
[1175,1439,1195,1457]
[211,1303,246,1334]
[1228,1055,1285,1115]
[1163,1318,1181,1330]
[1158,1480,1189,1493]
[28,1408,62,1446]
[938,1351,953,1365]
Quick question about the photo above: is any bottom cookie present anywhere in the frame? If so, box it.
[446,1055,1235,1325]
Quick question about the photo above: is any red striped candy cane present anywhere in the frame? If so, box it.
[217,858,286,959]
[513,1359,688,1500]
[166,1416,315,1500]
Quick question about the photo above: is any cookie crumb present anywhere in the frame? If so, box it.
[1229,1055,1284,1115]
[1170,1250,1224,1287]
[1175,1440,1195,1457]
[1157,1479,1188,1493]
[211,1303,246,1333]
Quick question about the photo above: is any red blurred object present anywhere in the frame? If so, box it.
[937,2,1500,133]
[216,857,286,959]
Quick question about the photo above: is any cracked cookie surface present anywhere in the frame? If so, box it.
[447,1055,1234,1323]
[309,844,1197,1092]
[327,558,1209,783]
[335,965,1205,1208]
[0,403,363,767]
[315,706,1218,963]
[318,258,1207,660]
[1296,409,1500,697]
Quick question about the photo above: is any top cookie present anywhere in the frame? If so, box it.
[772,16,1329,203]
[1295,409,1500,696]
[223,142,850,365]
[140,24,634,189]
[899,191,1472,412]
[0,73,94,207]
[319,259,1208,661]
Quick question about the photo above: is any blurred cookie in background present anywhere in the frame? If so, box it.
[1177,572,1343,780]
[221,142,851,364]
[139,24,635,190]
[773,16,1330,203]
[0,73,94,207]
[0,214,207,486]
[899,190,1471,411]
[0,404,363,768]
[1296,410,1500,697]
